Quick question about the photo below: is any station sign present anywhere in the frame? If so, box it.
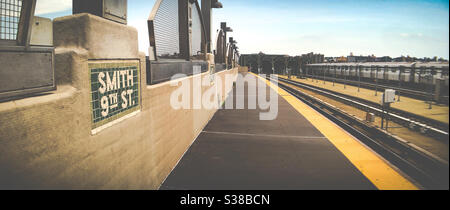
[89,61,141,133]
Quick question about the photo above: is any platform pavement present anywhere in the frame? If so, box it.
[160,73,418,190]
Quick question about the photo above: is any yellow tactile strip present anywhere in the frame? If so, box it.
[253,73,419,190]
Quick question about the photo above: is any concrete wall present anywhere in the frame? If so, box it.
[0,14,238,189]
[53,14,139,59]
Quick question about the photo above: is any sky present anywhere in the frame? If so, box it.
[36,0,449,59]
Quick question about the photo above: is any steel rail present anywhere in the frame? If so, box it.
[278,77,449,141]
[269,77,449,190]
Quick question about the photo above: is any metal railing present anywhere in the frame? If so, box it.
[147,0,239,85]
[0,0,55,101]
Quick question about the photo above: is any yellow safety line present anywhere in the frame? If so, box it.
[252,73,418,190]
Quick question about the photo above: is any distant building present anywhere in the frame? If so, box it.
[393,56,406,62]
[347,55,372,63]
[324,57,336,63]
[347,55,392,63]
[438,57,448,62]
[240,52,325,75]
[240,52,290,74]
[375,56,393,62]
[242,53,448,68]
[337,56,347,63]
[301,52,324,64]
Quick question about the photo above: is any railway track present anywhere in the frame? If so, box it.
[303,75,438,102]
[278,77,449,141]
[268,76,449,190]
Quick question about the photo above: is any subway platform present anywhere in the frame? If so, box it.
[161,73,418,190]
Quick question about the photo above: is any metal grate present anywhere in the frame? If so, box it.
[0,0,22,40]
[154,0,180,58]
[191,2,201,56]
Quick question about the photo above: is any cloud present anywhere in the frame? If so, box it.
[35,0,72,15]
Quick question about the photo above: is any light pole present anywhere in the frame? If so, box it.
[375,66,379,96]
[201,0,223,53]
[221,22,233,64]
[344,66,347,89]
[228,37,237,69]
[358,65,361,92]
[333,65,336,86]
[398,66,403,102]
[220,22,233,55]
